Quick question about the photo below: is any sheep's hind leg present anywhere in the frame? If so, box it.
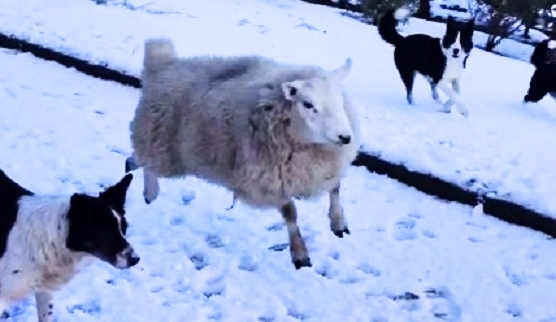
[143,168,160,204]
[328,184,350,238]
[280,201,312,269]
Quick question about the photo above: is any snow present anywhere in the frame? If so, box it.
[3,48,556,321]
[1,0,556,320]
[2,0,555,216]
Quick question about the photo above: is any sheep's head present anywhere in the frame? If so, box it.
[281,58,353,146]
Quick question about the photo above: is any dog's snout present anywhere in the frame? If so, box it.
[338,135,351,145]
[128,252,140,266]
[125,247,140,266]
[114,246,140,269]
[453,48,460,55]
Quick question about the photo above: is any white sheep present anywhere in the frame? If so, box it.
[126,38,360,269]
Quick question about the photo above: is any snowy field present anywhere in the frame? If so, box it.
[1,0,555,216]
[3,47,556,322]
[2,0,556,321]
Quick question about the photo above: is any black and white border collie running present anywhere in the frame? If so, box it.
[0,169,139,322]
[378,7,475,116]
[523,37,556,104]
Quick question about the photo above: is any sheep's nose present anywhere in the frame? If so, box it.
[338,135,351,145]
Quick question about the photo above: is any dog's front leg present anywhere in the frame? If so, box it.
[429,81,443,105]
[437,81,468,116]
[35,292,55,322]
[452,78,461,94]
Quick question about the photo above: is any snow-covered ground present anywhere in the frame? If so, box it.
[2,0,556,320]
[1,0,555,216]
[3,47,556,322]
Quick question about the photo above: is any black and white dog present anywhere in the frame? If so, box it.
[378,7,475,116]
[0,169,140,322]
[523,36,556,104]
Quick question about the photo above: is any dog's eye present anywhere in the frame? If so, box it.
[303,101,314,110]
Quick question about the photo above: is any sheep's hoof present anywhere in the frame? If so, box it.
[1,311,9,319]
[125,157,139,173]
[144,197,152,205]
[293,257,312,270]
[333,227,351,238]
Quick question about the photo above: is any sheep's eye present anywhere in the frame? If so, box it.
[303,101,314,109]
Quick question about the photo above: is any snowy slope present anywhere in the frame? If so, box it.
[3,47,556,322]
[1,0,555,218]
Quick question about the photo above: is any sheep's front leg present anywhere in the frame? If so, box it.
[328,185,350,238]
[35,292,54,322]
[143,168,160,204]
[280,201,312,269]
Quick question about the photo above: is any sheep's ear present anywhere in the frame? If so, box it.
[328,58,351,83]
[281,80,303,101]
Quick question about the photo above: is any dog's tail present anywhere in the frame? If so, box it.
[378,8,410,47]
[143,38,176,73]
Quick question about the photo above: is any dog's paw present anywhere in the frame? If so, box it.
[438,107,451,114]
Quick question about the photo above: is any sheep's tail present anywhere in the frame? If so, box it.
[143,37,176,73]
[378,7,410,47]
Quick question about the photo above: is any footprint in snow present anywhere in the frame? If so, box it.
[314,261,338,279]
[297,23,321,32]
[357,263,381,277]
[67,301,101,316]
[266,222,285,231]
[390,216,418,241]
[287,309,307,321]
[422,229,436,238]
[170,216,184,226]
[181,191,195,205]
[258,317,274,322]
[205,234,225,249]
[189,252,209,270]
[238,255,258,272]
[423,287,462,321]
[203,276,226,299]
[503,266,528,286]
[268,243,288,252]
[1,302,29,320]
[505,303,522,318]
[389,291,421,312]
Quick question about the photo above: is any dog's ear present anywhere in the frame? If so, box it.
[465,17,475,27]
[99,173,133,215]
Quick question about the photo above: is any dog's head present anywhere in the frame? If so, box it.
[442,16,474,59]
[66,173,140,269]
